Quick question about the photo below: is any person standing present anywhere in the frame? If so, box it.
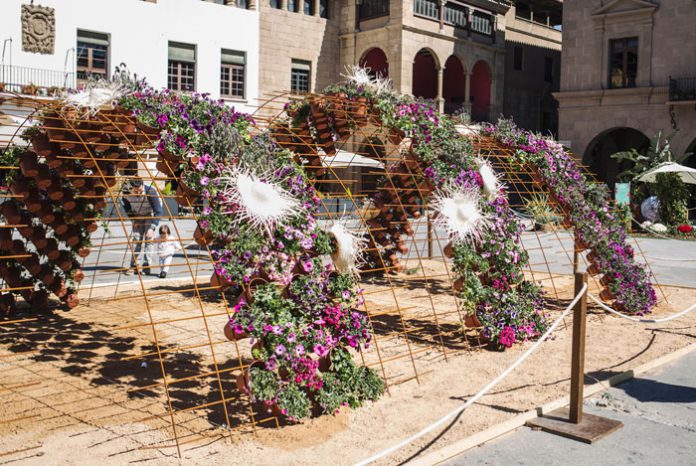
[121,178,164,275]
[155,225,181,278]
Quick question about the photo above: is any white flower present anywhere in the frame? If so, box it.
[431,184,491,244]
[220,166,301,237]
[476,158,502,201]
[61,78,131,116]
[341,65,393,96]
[326,221,366,274]
[649,223,668,233]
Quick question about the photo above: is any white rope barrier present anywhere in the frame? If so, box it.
[354,283,588,466]
[588,293,696,324]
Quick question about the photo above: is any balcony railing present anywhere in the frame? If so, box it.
[0,64,76,94]
[413,0,494,36]
[669,76,696,102]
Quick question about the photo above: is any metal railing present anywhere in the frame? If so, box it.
[669,76,696,102]
[471,11,493,35]
[359,0,390,20]
[0,64,76,94]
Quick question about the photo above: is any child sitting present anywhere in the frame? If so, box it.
[156,225,182,278]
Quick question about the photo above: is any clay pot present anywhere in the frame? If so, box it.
[29,227,48,250]
[61,291,80,309]
[443,242,455,259]
[10,239,27,256]
[9,178,31,201]
[71,265,85,283]
[0,228,13,251]
[453,277,465,292]
[38,205,56,225]
[56,251,73,273]
[388,129,405,146]
[39,264,56,286]
[193,226,214,247]
[156,158,176,176]
[25,190,43,213]
[44,152,63,169]
[599,274,613,287]
[49,215,69,235]
[77,246,90,258]
[35,165,53,190]
[61,190,77,211]
[47,181,65,201]
[210,271,235,290]
[41,238,60,261]
[587,261,601,276]
[0,293,17,316]
[464,313,482,328]
[24,253,42,275]
[31,289,51,311]
[599,288,615,301]
[223,321,249,341]
[84,221,98,233]
[575,238,590,252]
[30,133,55,157]
[61,227,80,247]
[1,202,23,224]
[19,152,40,177]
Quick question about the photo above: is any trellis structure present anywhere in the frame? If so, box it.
[0,90,668,457]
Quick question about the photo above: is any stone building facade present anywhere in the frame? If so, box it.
[555,0,696,186]
[258,0,563,131]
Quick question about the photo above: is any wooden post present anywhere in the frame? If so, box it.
[427,215,433,259]
[573,236,579,274]
[569,271,588,424]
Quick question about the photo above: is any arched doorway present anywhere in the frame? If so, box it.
[470,60,491,122]
[360,48,389,79]
[584,127,649,189]
[412,49,438,100]
[443,55,466,115]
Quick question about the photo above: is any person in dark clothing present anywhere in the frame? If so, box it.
[121,178,164,275]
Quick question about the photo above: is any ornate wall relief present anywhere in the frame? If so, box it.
[21,3,56,54]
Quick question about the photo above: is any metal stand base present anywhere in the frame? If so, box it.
[526,408,623,444]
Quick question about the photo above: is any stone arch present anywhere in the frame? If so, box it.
[412,48,440,100]
[470,60,491,122]
[359,47,389,79]
[584,127,650,189]
[443,55,467,115]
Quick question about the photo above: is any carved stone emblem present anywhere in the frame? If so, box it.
[21,3,56,54]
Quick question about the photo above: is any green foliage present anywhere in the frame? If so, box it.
[653,172,689,225]
[276,382,311,420]
[524,193,562,227]
[249,367,279,402]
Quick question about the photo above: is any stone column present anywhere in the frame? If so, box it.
[279,0,286,9]
[313,0,320,16]
[439,0,445,30]
[464,71,472,115]
[436,67,445,113]
[247,0,257,10]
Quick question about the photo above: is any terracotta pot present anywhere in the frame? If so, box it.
[443,242,455,259]
[30,289,51,311]
[62,291,80,309]
[2,267,23,288]
[599,274,613,287]
[19,152,40,177]
[0,228,13,251]
[30,133,55,157]
[193,226,214,247]
[24,253,42,275]
[68,210,85,223]
[0,293,17,316]
[25,190,43,213]
[49,215,69,235]
[10,239,27,256]
[49,279,68,298]
[388,129,404,146]
[587,261,601,276]
[156,158,176,176]
[35,165,53,190]
[453,277,465,292]
[84,221,98,233]
[575,238,590,252]
[9,178,31,201]
[56,250,73,272]
[223,321,249,341]
[464,313,482,328]
[236,371,251,395]
[77,246,90,258]
[562,217,573,229]
[61,191,77,211]
[47,181,64,201]
[210,271,235,290]
[29,227,48,250]
[39,264,56,286]
[71,266,85,283]
[44,152,63,169]
[599,288,615,301]
[1,202,23,224]
[38,205,56,224]
[41,238,60,261]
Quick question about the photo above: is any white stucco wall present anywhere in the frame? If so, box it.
[0,0,259,112]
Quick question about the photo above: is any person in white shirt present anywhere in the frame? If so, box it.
[121,178,164,275]
[156,225,182,278]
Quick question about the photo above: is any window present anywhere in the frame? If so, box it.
[287,0,296,11]
[444,3,467,28]
[76,30,109,81]
[513,46,523,71]
[168,42,196,92]
[220,50,245,99]
[471,11,493,35]
[414,0,439,20]
[359,0,389,20]
[609,37,638,89]
[319,0,328,18]
[270,0,281,8]
[291,60,311,94]
[303,0,312,14]
[544,56,553,82]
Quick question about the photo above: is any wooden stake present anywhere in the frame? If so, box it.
[570,271,588,423]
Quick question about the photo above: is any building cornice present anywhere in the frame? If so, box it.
[591,0,657,22]
[554,85,669,107]
[400,25,504,52]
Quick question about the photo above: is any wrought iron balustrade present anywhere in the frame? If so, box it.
[0,64,76,94]
[669,76,696,102]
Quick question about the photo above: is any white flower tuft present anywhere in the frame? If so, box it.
[341,65,393,96]
[326,221,367,274]
[476,158,503,201]
[431,184,491,244]
[220,166,301,237]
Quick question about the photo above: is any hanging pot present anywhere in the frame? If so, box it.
[193,226,214,247]
[44,152,63,169]
[464,313,482,328]
[24,253,42,276]
[1,202,23,224]
[50,214,69,235]
[30,227,48,250]
[71,265,85,283]
[599,273,613,287]
[19,152,40,178]
[210,271,235,291]
[38,204,56,225]
[587,261,602,276]
[223,320,249,341]
[30,133,55,158]
[30,289,51,311]
[77,246,90,258]
[0,228,13,251]
[61,291,80,309]
[56,250,73,272]
[39,264,56,286]
[47,181,65,201]
[453,277,465,292]
[25,190,43,213]
[49,279,68,298]
[41,238,60,261]
[84,221,98,233]
[9,178,31,201]
[35,165,52,190]
[599,288,615,301]
[156,158,176,177]
[443,242,455,259]
[0,293,17,316]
